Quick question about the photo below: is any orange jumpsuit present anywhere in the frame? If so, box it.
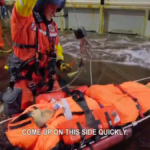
[2,0,65,118]
[0,0,5,48]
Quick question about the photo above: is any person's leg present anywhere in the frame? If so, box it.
[0,21,4,49]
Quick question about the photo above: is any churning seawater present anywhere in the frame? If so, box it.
[60,32,150,69]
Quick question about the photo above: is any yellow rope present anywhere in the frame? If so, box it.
[0,49,12,53]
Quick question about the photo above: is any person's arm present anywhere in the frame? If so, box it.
[55,38,64,61]
[15,0,37,17]
[0,0,7,18]
[55,36,64,68]
[55,36,72,73]
[0,0,5,6]
[11,0,38,41]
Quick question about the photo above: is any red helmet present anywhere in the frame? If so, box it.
[34,0,66,12]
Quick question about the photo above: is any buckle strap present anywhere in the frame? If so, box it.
[13,43,36,49]
[76,122,85,147]
[28,80,36,90]
[9,75,16,90]
[71,90,101,129]
[115,84,144,118]
[104,112,113,129]
[28,80,36,104]
[58,78,72,96]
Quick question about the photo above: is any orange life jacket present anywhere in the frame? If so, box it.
[6,90,121,150]
[34,90,121,150]
[85,84,139,125]
[85,81,150,125]
[0,21,4,48]
[11,5,58,62]
[36,85,88,104]
[58,105,120,145]
[6,105,41,150]
[119,81,150,115]
[6,103,57,149]
[146,82,150,87]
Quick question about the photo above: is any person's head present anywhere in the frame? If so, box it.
[34,0,66,21]
[43,4,58,21]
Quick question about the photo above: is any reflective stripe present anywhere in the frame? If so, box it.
[39,29,57,37]
[61,98,73,120]
[39,29,47,35]
[19,0,24,6]
[57,56,64,60]
[56,44,64,60]
[50,33,58,37]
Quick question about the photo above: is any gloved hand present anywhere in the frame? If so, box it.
[1,5,7,18]
[60,62,72,73]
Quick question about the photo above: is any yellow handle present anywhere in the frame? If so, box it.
[4,65,9,70]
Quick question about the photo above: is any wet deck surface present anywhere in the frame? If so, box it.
[0,29,150,149]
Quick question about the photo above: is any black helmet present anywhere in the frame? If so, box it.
[34,0,66,12]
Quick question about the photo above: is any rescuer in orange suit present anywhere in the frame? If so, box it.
[1,0,72,118]
[0,0,7,49]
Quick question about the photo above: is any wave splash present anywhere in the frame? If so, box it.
[60,33,150,69]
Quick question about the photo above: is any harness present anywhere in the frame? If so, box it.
[115,84,144,119]
[10,11,58,103]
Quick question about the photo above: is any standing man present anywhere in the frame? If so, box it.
[1,0,72,117]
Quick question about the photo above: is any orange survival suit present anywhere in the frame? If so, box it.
[4,90,121,150]
[2,0,68,118]
[0,0,6,48]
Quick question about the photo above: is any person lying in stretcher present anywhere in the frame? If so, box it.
[3,89,121,150]
[3,81,150,150]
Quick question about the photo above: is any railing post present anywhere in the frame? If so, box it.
[99,0,105,34]
[60,9,65,31]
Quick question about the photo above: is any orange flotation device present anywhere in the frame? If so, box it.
[58,105,120,145]
[116,81,150,116]
[146,82,150,87]
[34,91,121,150]
[86,81,150,125]
[6,90,121,150]
[36,85,88,104]
[6,105,41,150]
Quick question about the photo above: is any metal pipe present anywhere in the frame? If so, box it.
[4,0,150,10]
[60,10,65,31]
[4,0,150,8]
[99,0,105,34]
[66,1,150,7]
[65,4,150,10]
[105,2,150,7]
[123,114,150,130]
[134,76,150,82]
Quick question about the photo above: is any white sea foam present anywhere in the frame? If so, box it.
[60,33,150,69]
